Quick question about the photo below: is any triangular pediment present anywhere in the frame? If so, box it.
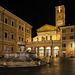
[37,24,57,32]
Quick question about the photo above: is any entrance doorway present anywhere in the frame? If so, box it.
[63,53,66,58]
[54,46,59,57]
[62,51,66,58]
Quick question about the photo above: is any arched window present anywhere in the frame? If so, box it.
[11,47,14,52]
[42,37,43,41]
[37,38,39,41]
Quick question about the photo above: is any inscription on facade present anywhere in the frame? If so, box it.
[38,31,56,36]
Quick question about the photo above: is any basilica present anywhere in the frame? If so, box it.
[26,5,75,58]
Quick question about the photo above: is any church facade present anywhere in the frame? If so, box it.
[26,5,75,58]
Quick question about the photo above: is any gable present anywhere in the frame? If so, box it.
[37,24,57,32]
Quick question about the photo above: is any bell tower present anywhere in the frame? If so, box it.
[55,5,65,27]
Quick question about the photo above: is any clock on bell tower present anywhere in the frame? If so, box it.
[55,5,65,27]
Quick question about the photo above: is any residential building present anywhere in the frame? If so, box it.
[0,6,32,56]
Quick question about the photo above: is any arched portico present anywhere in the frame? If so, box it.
[39,47,44,57]
[46,47,51,57]
[26,45,60,58]
[54,46,59,57]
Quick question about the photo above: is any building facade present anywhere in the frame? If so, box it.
[0,6,32,56]
[26,25,61,58]
[60,26,75,57]
[0,5,75,58]
[26,5,75,58]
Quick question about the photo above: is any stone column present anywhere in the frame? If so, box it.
[34,47,36,51]
[44,47,46,57]
[37,47,39,58]
[31,47,33,50]
[51,46,54,57]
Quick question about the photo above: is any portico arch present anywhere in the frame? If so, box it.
[39,47,44,57]
[54,46,59,57]
[46,47,51,57]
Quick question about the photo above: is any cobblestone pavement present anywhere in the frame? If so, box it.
[0,58,75,75]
